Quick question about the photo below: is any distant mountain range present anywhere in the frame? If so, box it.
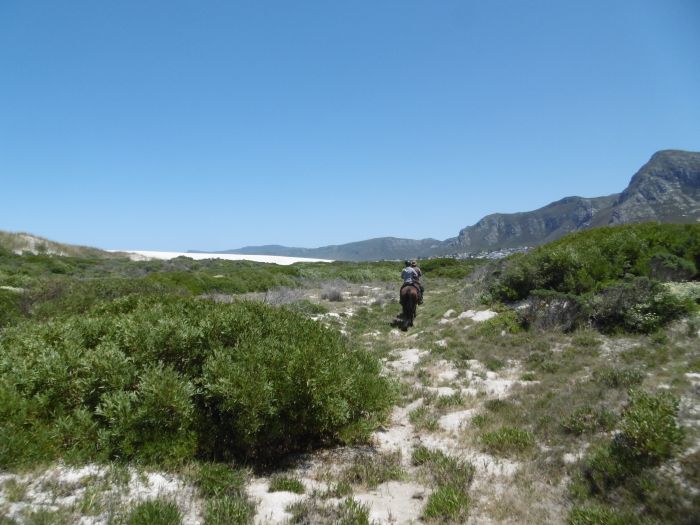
[213,149,700,261]
[4,150,698,262]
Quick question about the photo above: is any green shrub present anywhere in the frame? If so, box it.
[0,297,393,466]
[419,258,480,279]
[561,407,616,435]
[589,277,693,334]
[0,289,23,329]
[284,299,328,315]
[520,371,537,381]
[484,357,505,371]
[29,278,176,320]
[519,289,589,332]
[593,367,644,389]
[471,311,523,337]
[96,364,197,465]
[571,332,602,348]
[491,224,700,302]
[616,390,684,465]
[581,390,684,493]
[646,252,696,282]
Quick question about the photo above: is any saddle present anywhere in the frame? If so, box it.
[400,282,421,294]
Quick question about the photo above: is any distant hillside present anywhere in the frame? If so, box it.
[445,194,619,254]
[213,237,445,262]
[216,149,699,260]
[0,231,123,258]
[605,149,700,225]
[445,150,699,256]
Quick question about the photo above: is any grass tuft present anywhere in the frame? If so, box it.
[480,427,535,456]
[341,451,403,488]
[268,475,305,494]
[127,499,182,525]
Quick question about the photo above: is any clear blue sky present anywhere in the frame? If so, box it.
[1,1,699,251]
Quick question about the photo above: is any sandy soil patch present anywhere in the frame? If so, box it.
[354,480,426,524]
[459,310,498,322]
[248,479,306,525]
[438,409,477,432]
[385,349,429,373]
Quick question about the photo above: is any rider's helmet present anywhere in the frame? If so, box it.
[404,260,410,267]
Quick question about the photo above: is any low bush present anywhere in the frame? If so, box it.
[561,407,616,435]
[470,311,523,338]
[581,390,684,494]
[321,280,346,302]
[518,289,589,332]
[0,297,394,466]
[647,252,696,282]
[616,390,684,465]
[419,258,481,279]
[593,367,645,389]
[489,224,700,334]
[0,289,23,329]
[284,299,328,315]
[491,224,700,302]
[589,277,693,334]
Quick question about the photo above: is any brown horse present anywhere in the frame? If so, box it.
[399,284,419,330]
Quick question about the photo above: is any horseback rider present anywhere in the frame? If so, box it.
[401,259,424,304]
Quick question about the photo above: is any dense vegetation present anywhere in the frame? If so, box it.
[0,246,456,468]
[490,223,700,332]
[0,296,393,467]
[0,245,480,469]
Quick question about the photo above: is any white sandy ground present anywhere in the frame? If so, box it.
[107,250,333,266]
[440,309,498,325]
[0,465,202,525]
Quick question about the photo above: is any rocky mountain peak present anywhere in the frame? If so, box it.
[608,150,700,225]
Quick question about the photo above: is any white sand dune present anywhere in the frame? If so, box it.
[109,250,333,266]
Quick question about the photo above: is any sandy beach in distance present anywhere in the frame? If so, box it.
[110,250,333,266]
